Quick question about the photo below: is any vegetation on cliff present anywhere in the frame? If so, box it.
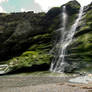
[67,3,92,73]
[0,0,92,73]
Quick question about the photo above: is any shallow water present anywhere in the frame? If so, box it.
[69,75,92,84]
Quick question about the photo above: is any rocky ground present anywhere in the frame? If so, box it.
[0,72,92,92]
[0,83,89,92]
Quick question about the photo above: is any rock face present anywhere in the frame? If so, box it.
[66,2,92,73]
[0,8,61,73]
[0,0,92,73]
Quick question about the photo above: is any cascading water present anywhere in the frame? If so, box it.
[50,6,84,73]
[50,6,68,72]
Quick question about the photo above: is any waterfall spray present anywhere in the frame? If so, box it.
[50,6,84,73]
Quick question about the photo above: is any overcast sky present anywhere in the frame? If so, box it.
[0,0,92,13]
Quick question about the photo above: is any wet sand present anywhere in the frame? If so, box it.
[0,83,89,92]
[0,73,92,92]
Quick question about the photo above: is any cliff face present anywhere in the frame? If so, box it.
[0,12,46,60]
[67,3,92,73]
[0,8,61,72]
[0,1,92,73]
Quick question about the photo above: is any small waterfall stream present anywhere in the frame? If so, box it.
[50,6,84,73]
[0,64,9,74]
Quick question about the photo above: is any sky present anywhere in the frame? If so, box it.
[0,0,92,13]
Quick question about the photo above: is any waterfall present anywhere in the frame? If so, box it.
[50,6,84,73]
[50,6,68,72]
[0,64,9,74]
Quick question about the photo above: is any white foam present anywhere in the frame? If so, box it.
[69,76,92,84]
